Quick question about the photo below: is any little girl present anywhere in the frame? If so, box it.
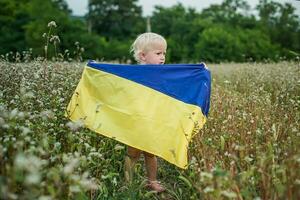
[124,32,167,193]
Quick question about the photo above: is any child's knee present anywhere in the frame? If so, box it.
[127,147,142,159]
[143,151,155,158]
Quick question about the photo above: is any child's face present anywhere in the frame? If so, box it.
[140,45,166,65]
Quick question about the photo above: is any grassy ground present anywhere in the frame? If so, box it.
[0,61,299,200]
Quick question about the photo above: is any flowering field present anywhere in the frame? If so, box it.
[0,61,299,200]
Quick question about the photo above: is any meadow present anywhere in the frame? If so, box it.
[0,60,299,200]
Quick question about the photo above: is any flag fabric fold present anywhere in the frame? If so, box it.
[66,61,211,169]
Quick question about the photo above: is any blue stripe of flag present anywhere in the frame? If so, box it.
[87,61,211,116]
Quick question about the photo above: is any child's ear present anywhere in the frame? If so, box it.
[139,52,146,62]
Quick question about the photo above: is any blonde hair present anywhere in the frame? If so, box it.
[130,32,167,63]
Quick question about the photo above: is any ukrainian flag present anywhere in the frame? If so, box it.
[66,61,211,169]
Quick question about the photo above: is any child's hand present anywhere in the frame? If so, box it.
[200,62,208,69]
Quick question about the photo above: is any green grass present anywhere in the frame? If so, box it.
[0,61,299,200]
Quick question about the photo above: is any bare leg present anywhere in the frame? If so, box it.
[144,151,157,181]
[144,152,165,192]
[124,146,141,183]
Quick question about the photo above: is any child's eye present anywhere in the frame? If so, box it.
[155,51,166,56]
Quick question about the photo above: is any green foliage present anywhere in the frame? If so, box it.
[151,4,209,62]
[237,29,280,61]
[201,0,254,28]
[24,0,70,56]
[102,39,132,62]
[257,0,300,53]
[151,1,299,63]
[87,0,145,40]
[195,26,242,62]
[0,0,108,61]
[0,0,30,55]
[24,0,109,60]
[195,26,280,62]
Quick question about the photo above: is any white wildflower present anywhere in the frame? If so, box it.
[114,144,125,151]
[24,91,34,99]
[20,126,31,135]
[66,120,84,131]
[15,154,47,172]
[48,21,57,27]
[9,108,18,119]
[40,110,55,120]
[221,191,237,198]
[203,186,214,193]
[25,173,41,185]
[200,172,213,180]
[63,158,79,175]
[70,185,81,193]
[0,117,5,126]
[17,112,25,119]
[38,196,52,200]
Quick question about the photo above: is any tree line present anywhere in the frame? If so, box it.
[0,0,299,63]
